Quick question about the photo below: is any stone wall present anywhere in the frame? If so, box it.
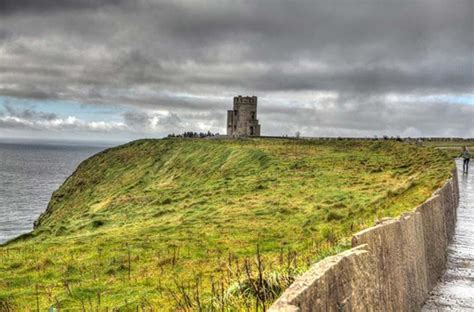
[270,167,459,312]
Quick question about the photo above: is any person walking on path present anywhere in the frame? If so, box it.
[460,146,471,174]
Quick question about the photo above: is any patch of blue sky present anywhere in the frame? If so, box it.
[425,94,474,105]
[386,93,474,106]
[0,96,126,122]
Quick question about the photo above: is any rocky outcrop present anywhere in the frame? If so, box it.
[270,168,459,312]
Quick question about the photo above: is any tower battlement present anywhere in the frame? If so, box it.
[234,95,258,104]
[227,96,261,137]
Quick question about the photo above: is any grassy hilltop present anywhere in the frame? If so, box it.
[424,139,474,158]
[0,138,454,311]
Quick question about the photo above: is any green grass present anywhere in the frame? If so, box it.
[423,139,473,158]
[0,138,454,311]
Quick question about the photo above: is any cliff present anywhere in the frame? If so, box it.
[0,138,455,310]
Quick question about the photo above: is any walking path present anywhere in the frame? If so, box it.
[423,160,474,311]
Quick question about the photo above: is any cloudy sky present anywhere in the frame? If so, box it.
[0,0,473,141]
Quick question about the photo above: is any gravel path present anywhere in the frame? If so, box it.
[423,160,474,311]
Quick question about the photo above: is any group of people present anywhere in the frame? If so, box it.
[461,147,471,174]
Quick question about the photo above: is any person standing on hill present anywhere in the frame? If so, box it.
[461,147,471,174]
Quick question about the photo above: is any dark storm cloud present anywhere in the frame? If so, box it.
[0,86,58,100]
[0,0,472,137]
[123,110,149,128]
[123,110,184,133]
[0,29,12,41]
[260,98,474,137]
[3,104,57,121]
[0,0,130,15]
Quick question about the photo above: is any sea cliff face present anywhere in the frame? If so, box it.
[0,138,454,310]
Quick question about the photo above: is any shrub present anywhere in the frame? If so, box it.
[92,220,105,228]
[326,211,344,221]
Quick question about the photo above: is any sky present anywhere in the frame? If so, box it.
[0,0,473,142]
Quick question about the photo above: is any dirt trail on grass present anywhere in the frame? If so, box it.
[423,160,474,311]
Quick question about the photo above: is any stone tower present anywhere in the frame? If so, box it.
[227,95,261,137]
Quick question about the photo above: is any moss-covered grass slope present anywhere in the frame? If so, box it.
[0,138,454,311]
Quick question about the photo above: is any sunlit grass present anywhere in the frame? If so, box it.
[424,140,474,158]
[0,138,454,310]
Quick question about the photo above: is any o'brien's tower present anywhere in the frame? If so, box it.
[227,95,261,137]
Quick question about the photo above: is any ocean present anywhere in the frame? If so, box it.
[0,140,114,244]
